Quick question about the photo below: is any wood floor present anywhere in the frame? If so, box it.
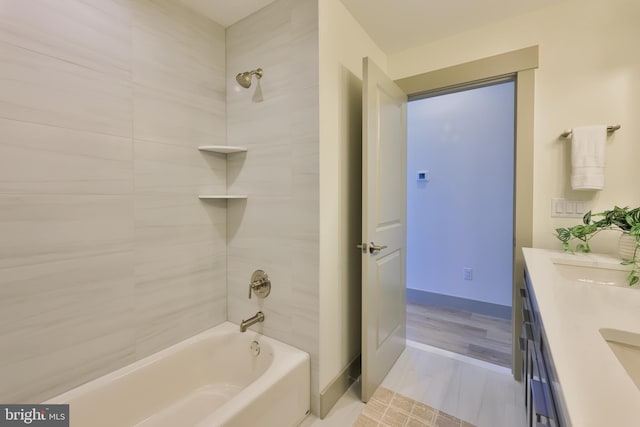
[406,302,512,368]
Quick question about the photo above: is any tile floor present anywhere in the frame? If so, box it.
[301,340,525,427]
[353,386,474,426]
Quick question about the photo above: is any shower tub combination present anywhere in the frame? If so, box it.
[46,322,310,427]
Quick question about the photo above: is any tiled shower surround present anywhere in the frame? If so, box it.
[226,0,321,414]
[0,0,320,412]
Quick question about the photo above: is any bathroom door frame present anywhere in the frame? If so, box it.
[394,45,538,380]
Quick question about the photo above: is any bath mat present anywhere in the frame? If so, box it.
[353,386,475,427]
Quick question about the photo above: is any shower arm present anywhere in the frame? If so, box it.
[249,68,263,79]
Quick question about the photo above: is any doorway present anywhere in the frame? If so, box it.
[405,80,515,367]
[392,46,537,379]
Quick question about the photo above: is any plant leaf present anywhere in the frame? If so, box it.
[583,224,598,234]
[570,225,586,237]
[582,211,591,225]
[626,214,635,228]
[555,228,571,242]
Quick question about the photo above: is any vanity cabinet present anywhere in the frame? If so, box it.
[521,268,570,427]
[522,248,640,426]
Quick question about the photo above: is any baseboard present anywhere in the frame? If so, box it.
[319,354,361,419]
[407,288,512,319]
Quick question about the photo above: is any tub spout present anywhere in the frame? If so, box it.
[240,311,264,332]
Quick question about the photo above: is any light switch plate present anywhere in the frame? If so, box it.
[552,198,588,218]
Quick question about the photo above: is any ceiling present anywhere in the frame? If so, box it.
[177,0,277,27]
[340,0,562,53]
[178,0,562,53]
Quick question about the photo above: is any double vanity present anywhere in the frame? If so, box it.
[522,248,640,427]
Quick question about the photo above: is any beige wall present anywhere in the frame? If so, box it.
[390,0,640,253]
[0,0,227,403]
[318,0,387,392]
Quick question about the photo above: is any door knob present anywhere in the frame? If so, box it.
[368,242,388,254]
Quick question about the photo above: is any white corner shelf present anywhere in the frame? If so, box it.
[198,195,247,200]
[198,145,247,154]
[198,146,248,201]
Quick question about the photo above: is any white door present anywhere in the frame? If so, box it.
[361,57,407,402]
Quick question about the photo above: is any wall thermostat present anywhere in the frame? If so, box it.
[417,170,430,182]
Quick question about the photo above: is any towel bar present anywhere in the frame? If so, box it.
[560,124,620,138]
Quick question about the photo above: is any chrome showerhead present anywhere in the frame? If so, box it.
[236,68,263,88]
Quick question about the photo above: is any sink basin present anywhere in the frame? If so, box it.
[551,258,632,287]
[600,328,640,391]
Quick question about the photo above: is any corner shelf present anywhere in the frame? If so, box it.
[198,145,247,154]
[198,195,247,200]
[198,145,247,200]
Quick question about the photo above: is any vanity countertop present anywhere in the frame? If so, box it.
[523,248,640,427]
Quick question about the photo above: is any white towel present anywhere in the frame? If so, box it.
[570,125,607,190]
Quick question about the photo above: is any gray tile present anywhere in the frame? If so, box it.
[0,0,228,403]
[226,0,320,412]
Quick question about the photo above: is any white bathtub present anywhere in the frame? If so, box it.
[45,322,310,427]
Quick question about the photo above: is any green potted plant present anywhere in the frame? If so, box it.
[555,206,640,286]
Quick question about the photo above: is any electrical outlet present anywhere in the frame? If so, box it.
[463,268,472,281]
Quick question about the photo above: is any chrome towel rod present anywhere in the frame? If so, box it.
[560,124,620,138]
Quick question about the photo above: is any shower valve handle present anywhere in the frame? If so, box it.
[248,270,271,299]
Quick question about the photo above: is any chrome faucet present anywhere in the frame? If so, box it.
[240,311,265,332]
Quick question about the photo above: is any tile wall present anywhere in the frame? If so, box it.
[226,0,321,414]
[0,0,227,403]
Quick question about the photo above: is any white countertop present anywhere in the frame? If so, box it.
[523,248,640,427]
